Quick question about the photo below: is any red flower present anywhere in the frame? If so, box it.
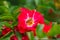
[56,34,60,38]
[43,22,52,33]
[32,28,36,36]
[14,26,19,31]
[18,8,44,33]
[48,9,53,14]
[22,35,29,40]
[10,35,18,40]
[2,26,11,35]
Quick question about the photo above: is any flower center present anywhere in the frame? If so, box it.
[26,18,34,27]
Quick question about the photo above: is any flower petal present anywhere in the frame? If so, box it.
[43,22,52,33]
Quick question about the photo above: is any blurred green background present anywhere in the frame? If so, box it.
[0,0,60,23]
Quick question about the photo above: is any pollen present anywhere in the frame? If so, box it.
[26,18,34,27]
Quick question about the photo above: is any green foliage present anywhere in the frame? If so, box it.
[36,24,46,38]
[27,32,34,40]
[47,23,60,36]
[15,31,22,40]
[0,31,13,40]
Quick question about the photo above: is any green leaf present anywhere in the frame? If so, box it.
[9,6,19,19]
[0,21,12,29]
[4,21,11,27]
[0,6,9,14]
[24,0,36,9]
[34,0,39,6]
[0,15,14,21]
[12,21,18,28]
[36,24,46,38]
[0,21,11,30]
[0,22,4,31]
[3,1,10,8]
[47,23,60,36]
[27,32,34,40]
[15,31,22,40]
[44,19,50,24]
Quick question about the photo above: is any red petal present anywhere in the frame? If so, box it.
[10,35,18,40]
[56,34,60,38]
[2,26,11,35]
[22,35,29,40]
[43,22,52,33]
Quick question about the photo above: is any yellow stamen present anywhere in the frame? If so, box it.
[26,18,34,27]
